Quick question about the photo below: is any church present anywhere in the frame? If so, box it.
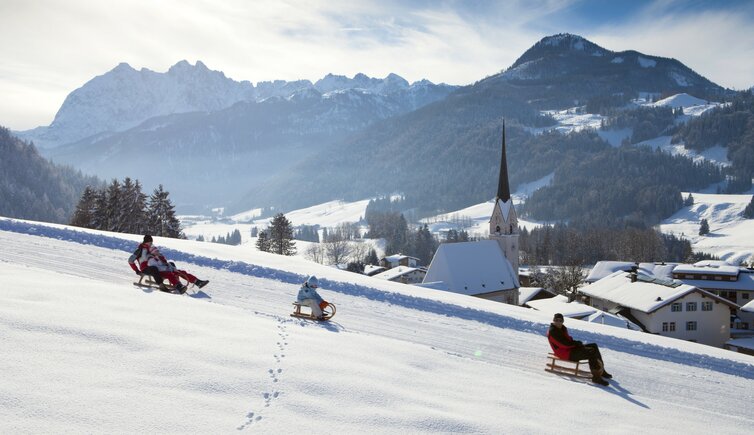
[421,122,520,304]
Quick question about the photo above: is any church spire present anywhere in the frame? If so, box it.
[496,119,511,202]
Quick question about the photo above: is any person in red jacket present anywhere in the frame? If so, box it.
[547,313,612,386]
[128,235,208,292]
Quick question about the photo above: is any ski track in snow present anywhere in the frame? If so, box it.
[2,218,753,384]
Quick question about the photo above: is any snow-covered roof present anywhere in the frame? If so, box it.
[676,272,754,292]
[742,300,754,313]
[674,261,740,277]
[363,265,386,276]
[518,287,554,305]
[383,254,419,262]
[423,240,519,296]
[372,266,423,281]
[580,271,738,313]
[586,261,677,283]
[525,295,597,319]
[413,281,449,291]
[585,311,642,331]
[725,337,754,351]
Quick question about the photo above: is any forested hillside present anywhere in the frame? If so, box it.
[0,127,100,223]
[674,91,754,192]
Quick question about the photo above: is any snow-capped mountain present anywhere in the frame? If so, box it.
[17,61,457,149]
[43,72,455,211]
[480,33,728,109]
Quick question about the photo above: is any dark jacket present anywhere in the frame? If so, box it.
[547,324,581,360]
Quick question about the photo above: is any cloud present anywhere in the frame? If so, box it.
[1,0,752,130]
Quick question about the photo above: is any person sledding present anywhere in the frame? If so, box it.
[294,276,333,320]
[128,235,208,293]
[547,313,613,386]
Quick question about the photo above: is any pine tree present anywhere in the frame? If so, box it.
[121,178,148,234]
[268,213,296,255]
[699,218,710,236]
[256,230,271,252]
[684,193,695,207]
[70,186,98,228]
[364,248,379,265]
[147,184,183,238]
[743,195,754,219]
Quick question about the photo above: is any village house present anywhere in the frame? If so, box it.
[671,261,754,332]
[380,254,420,269]
[578,269,738,348]
[372,266,427,284]
[518,287,556,308]
[525,294,641,330]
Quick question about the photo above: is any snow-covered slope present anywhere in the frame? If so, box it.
[1,218,753,432]
[660,192,754,264]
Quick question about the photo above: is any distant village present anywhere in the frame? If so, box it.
[363,126,754,356]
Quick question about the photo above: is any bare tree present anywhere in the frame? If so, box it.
[324,232,352,265]
[304,243,325,264]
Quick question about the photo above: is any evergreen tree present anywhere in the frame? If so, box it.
[699,218,710,236]
[147,184,183,238]
[268,213,296,255]
[104,179,122,232]
[684,193,695,207]
[70,186,98,228]
[743,195,754,219]
[364,248,379,265]
[256,230,271,252]
[121,178,148,234]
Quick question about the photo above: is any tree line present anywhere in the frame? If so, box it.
[0,126,100,223]
[70,178,183,238]
[518,223,696,266]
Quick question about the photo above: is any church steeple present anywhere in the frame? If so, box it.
[489,119,519,275]
[496,119,511,202]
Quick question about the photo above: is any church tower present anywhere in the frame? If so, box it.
[489,120,520,274]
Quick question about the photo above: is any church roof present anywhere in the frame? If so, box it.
[422,240,519,296]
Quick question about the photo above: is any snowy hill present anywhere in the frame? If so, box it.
[1,218,753,432]
[660,191,754,264]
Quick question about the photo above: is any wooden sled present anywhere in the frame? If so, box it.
[133,274,189,294]
[291,302,336,321]
[544,353,592,379]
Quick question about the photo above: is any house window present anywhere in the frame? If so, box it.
[686,275,694,279]
[702,301,713,311]
[743,293,750,300]
[671,303,682,312]
[669,322,676,332]
[662,322,669,332]
[686,321,697,331]
[700,275,707,280]
[686,302,697,312]
[714,276,722,281]
[742,323,750,330]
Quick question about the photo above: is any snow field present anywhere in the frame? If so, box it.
[1,221,753,433]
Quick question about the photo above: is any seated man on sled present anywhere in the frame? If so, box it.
[128,234,208,293]
[547,313,613,386]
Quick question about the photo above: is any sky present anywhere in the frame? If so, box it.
[1,0,753,130]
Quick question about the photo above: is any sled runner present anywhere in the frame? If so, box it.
[544,353,592,379]
[133,274,188,294]
[291,302,336,321]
